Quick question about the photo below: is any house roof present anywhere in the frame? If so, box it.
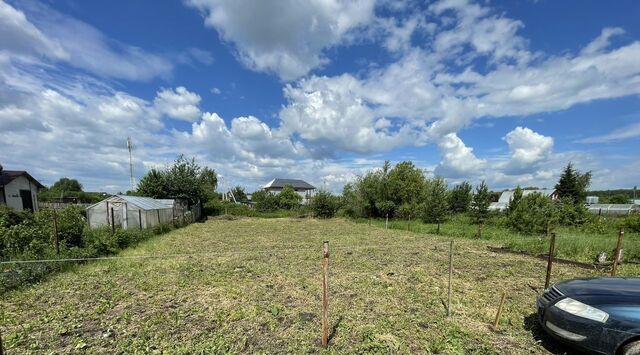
[87,195,171,210]
[0,170,44,188]
[497,189,556,203]
[264,178,315,190]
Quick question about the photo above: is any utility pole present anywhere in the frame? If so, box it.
[127,137,135,191]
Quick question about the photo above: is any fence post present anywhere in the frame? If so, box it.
[493,292,507,330]
[611,227,625,277]
[385,214,388,230]
[138,210,143,230]
[545,232,556,289]
[110,207,115,235]
[157,209,161,224]
[447,240,453,317]
[322,241,329,347]
[53,208,60,254]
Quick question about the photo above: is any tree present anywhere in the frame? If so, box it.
[508,193,559,234]
[252,190,279,212]
[507,186,523,215]
[448,181,472,213]
[51,178,83,192]
[277,185,302,209]
[136,155,217,206]
[375,200,396,218]
[230,186,247,202]
[310,190,339,218]
[471,181,490,224]
[136,169,166,199]
[422,177,449,223]
[607,194,630,204]
[555,163,591,204]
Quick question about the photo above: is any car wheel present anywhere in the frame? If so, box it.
[623,340,640,355]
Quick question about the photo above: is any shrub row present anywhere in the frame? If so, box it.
[0,205,184,292]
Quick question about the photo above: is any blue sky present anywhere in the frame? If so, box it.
[0,0,639,193]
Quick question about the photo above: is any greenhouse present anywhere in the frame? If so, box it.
[587,204,638,216]
[86,195,174,229]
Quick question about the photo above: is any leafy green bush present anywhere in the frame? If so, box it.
[310,190,339,219]
[0,204,31,229]
[277,185,303,209]
[557,197,589,226]
[626,213,640,233]
[253,190,280,212]
[507,193,559,235]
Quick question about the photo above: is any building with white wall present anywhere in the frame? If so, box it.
[0,167,44,212]
[263,178,316,203]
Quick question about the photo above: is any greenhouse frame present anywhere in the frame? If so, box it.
[587,204,639,216]
[86,195,174,230]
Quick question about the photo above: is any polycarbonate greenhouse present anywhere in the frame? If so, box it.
[587,204,638,216]
[86,195,174,229]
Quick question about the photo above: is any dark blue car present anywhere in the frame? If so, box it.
[537,277,640,355]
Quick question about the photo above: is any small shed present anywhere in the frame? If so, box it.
[86,195,173,229]
[0,168,44,212]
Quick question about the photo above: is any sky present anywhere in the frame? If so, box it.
[0,0,639,194]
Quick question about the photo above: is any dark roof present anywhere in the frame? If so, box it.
[264,178,315,190]
[0,170,45,189]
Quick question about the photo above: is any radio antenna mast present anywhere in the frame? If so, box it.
[127,137,135,191]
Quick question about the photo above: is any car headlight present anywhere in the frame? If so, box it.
[554,298,609,323]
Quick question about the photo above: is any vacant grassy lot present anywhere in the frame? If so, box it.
[2,218,638,354]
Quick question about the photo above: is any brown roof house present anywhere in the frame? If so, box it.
[0,165,44,212]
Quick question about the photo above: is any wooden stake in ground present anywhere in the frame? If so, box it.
[53,208,60,254]
[447,240,454,317]
[545,232,556,289]
[322,241,329,347]
[611,227,625,277]
[385,214,388,230]
[493,292,507,330]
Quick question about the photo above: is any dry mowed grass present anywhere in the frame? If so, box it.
[3,218,637,354]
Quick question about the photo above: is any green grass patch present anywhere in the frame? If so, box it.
[3,218,637,353]
[357,214,639,264]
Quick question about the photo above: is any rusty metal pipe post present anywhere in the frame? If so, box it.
[321,241,329,347]
[545,232,556,289]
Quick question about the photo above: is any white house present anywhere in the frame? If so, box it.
[489,188,559,212]
[0,166,44,212]
[263,178,316,203]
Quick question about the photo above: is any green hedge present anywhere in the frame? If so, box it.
[0,205,182,292]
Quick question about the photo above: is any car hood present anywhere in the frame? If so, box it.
[555,277,640,306]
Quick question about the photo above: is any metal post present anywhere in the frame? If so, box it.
[447,240,453,317]
[53,208,60,254]
[493,292,507,330]
[545,232,556,289]
[138,209,142,230]
[110,207,115,235]
[322,241,329,347]
[612,227,625,277]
